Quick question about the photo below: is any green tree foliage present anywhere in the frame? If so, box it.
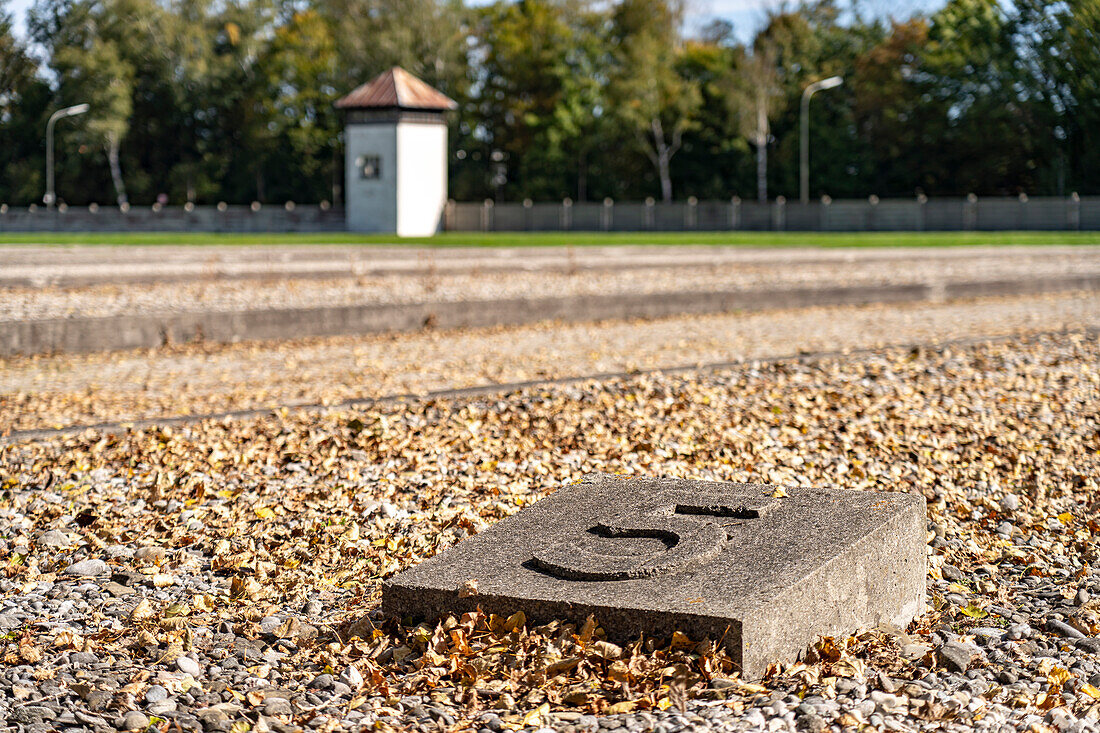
[464,0,604,201]
[258,9,341,203]
[607,0,701,202]
[0,0,49,203]
[921,0,1043,194]
[850,19,937,195]
[1,0,1096,206]
[1014,0,1100,195]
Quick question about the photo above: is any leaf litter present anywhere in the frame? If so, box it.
[0,330,1098,730]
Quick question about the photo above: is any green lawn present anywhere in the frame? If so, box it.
[0,230,1098,247]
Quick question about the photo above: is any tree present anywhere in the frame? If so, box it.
[59,39,133,204]
[0,0,50,204]
[31,0,137,205]
[0,1,35,123]
[726,43,781,202]
[470,0,604,200]
[675,37,756,199]
[750,2,874,200]
[259,9,341,202]
[851,19,937,195]
[922,0,1041,194]
[1014,0,1100,194]
[607,0,700,202]
[317,0,469,97]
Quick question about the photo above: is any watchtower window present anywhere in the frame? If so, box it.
[357,155,381,179]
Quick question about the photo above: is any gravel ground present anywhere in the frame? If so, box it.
[5,243,1098,279]
[4,248,1100,322]
[2,291,1099,434]
[1,330,1099,732]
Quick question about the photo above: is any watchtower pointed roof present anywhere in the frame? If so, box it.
[336,67,457,112]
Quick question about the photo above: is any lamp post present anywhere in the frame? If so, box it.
[44,103,90,208]
[799,77,842,205]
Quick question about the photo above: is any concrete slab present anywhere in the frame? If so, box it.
[6,274,1100,356]
[382,473,926,678]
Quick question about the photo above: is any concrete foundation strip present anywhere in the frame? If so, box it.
[3,326,1095,446]
[3,273,1099,358]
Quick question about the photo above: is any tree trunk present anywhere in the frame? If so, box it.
[658,151,672,203]
[649,117,678,203]
[106,132,127,206]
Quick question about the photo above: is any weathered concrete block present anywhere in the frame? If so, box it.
[382,473,926,677]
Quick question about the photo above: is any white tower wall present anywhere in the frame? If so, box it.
[396,121,448,237]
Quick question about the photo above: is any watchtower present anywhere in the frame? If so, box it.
[336,67,456,236]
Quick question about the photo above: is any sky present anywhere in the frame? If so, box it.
[690,0,945,40]
[6,0,946,42]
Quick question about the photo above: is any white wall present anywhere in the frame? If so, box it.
[344,124,397,233]
[396,121,448,237]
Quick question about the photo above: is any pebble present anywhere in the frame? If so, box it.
[37,529,70,547]
[971,627,1004,645]
[869,690,906,715]
[1076,638,1100,654]
[936,642,972,672]
[134,546,166,564]
[64,559,109,576]
[147,700,176,715]
[145,684,168,703]
[1007,623,1033,640]
[264,697,293,716]
[119,711,149,731]
[340,664,364,688]
[105,544,134,559]
[104,581,135,597]
[308,673,334,690]
[942,564,965,582]
[176,655,202,676]
[1048,619,1087,640]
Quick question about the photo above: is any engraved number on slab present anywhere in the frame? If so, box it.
[532,493,776,581]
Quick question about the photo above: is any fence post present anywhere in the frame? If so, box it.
[964,193,977,230]
[1018,193,1028,229]
[686,196,697,230]
[729,196,740,230]
[821,195,831,230]
[523,198,533,230]
[773,196,786,231]
[1069,192,1081,230]
[867,195,879,230]
[644,197,655,230]
[561,198,573,230]
[444,199,455,231]
[481,198,494,232]
[602,197,614,231]
[916,194,927,231]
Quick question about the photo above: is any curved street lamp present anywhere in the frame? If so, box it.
[799,77,842,205]
[44,103,90,208]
